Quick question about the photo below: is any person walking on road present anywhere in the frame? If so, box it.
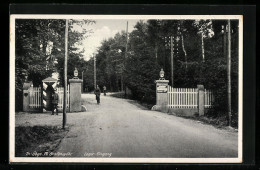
[103,85,107,96]
[51,89,59,115]
[94,85,101,104]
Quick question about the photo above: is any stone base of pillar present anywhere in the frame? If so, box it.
[23,82,33,112]
[197,84,205,116]
[152,105,169,113]
[153,80,169,113]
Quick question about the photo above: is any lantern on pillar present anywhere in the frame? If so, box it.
[74,67,79,79]
[159,68,165,80]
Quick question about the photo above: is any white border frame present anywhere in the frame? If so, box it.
[9,15,243,163]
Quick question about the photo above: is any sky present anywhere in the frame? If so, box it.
[73,19,141,61]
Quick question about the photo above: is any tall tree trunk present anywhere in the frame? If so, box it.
[181,35,187,70]
[155,44,158,62]
[201,33,205,62]
[116,75,119,92]
[122,21,128,92]
[109,78,112,92]
[121,73,123,92]
[224,25,227,59]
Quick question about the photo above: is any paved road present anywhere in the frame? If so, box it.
[56,93,238,158]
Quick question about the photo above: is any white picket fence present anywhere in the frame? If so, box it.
[204,89,214,108]
[167,86,213,108]
[57,86,70,109]
[28,86,70,109]
[29,87,42,108]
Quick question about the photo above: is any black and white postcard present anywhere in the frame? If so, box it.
[9,14,243,163]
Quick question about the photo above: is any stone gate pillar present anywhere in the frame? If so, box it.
[23,81,33,112]
[153,80,169,113]
[69,79,83,112]
[197,85,205,116]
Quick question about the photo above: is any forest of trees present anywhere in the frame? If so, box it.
[15,19,94,111]
[15,19,239,126]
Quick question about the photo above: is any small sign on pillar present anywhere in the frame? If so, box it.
[157,85,168,93]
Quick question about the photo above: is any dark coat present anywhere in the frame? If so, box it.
[94,87,101,96]
[52,93,59,104]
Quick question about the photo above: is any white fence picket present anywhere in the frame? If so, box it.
[29,87,42,108]
[57,85,70,109]
[204,89,213,108]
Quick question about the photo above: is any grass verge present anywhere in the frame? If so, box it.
[172,113,238,130]
[110,92,154,110]
[15,126,69,157]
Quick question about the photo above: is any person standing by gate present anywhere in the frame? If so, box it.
[94,85,101,104]
[103,85,106,96]
[52,89,59,115]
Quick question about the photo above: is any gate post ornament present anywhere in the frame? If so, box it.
[74,67,79,79]
[159,68,165,80]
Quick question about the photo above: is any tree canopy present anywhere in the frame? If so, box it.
[87,19,239,124]
[15,19,94,111]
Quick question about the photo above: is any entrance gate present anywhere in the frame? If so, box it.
[23,77,70,112]
[23,76,82,112]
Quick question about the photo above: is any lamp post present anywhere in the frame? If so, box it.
[117,49,124,92]
[94,54,96,89]
[122,21,128,92]
[63,19,69,129]
[227,20,232,127]
[221,21,232,127]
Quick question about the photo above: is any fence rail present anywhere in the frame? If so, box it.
[167,86,213,108]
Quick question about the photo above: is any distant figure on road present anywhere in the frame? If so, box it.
[94,85,101,104]
[51,89,59,115]
[103,86,106,96]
